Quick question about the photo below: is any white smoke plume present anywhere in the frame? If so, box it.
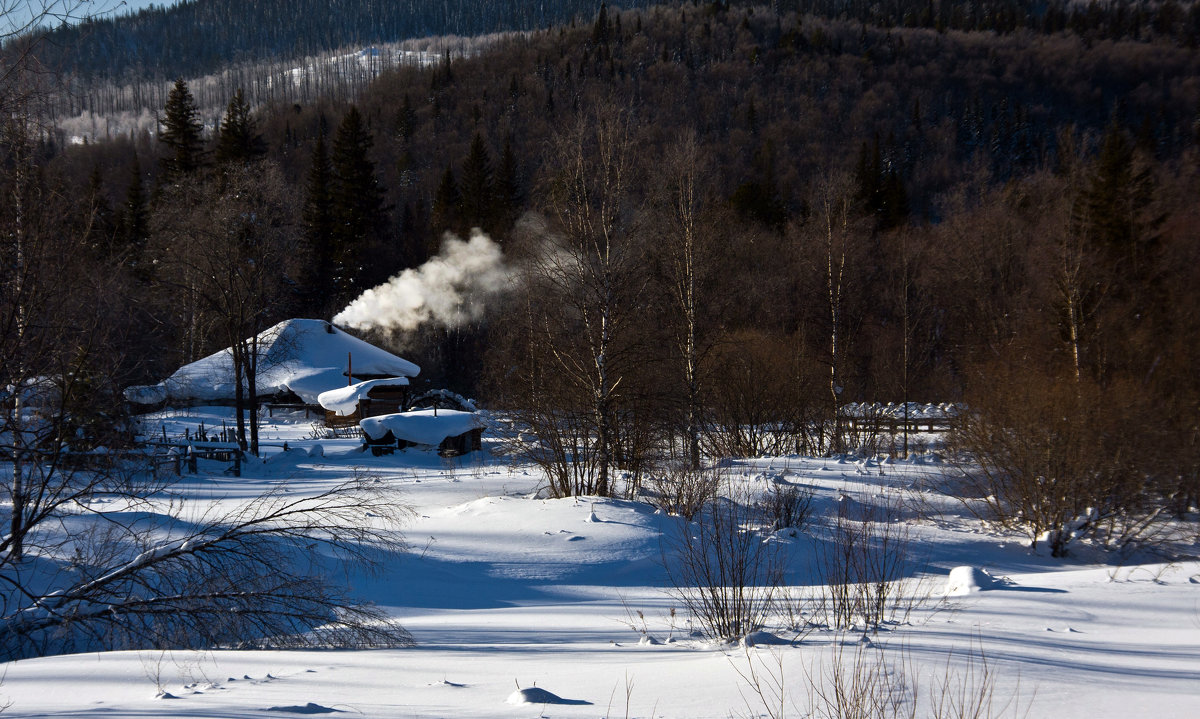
[333,229,514,334]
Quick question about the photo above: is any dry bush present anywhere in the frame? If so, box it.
[757,480,816,533]
[951,363,1163,557]
[662,471,784,641]
[736,637,1028,719]
[812,493,926,634]
[700,330,821,458]
[647,461,720,520]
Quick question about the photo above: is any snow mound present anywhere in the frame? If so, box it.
[505,687,591,706]
[741,630,789,647]
[944,566,998,596]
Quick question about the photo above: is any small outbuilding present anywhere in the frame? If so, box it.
[317,377,413,427]
[359,409,485,456]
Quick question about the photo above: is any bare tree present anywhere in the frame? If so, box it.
[801,173,866,455]
[519,103,646,497]
[654,129,708,470]
[2,472,413,660]
[149,162,303,455]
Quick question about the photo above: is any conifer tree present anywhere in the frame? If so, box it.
[493,134,523,234]
[395,93,415,143]
[329,106,385,296]
[1083,117,1157,273]
[459,132,494,229]
[302,130,335,304]
[158,78,205,181]
[83,164,114,255]
[117,156,150,274]
[215,88,266,165]
[431,164,460,236]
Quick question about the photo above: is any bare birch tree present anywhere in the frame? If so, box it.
[524,103,645,497]
[813,173,856,454]
[656,130,707,470]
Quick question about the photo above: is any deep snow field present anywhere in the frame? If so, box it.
[2,407,1198,718]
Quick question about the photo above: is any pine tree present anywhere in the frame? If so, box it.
[395,93,415,143]
[431,164,460,237]
[593,2,610,45]
[329,106,385,296]
[1082,115,1158,278]
[158,78,205,181]
[117,156,150,275]
[215,88,266,165]
[83,164,115,255]
[493,134,523,234]
[302,131,335,304]
[459,132,494,230]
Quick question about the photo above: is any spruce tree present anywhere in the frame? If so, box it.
[215,88,266,165]
[83,164,115,255]
[118,156,150,275]
[158,78,205,181]
[493,134,522,234]
[1083,116,1159,279]
[395,93,415,143]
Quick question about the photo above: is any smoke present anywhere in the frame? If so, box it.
[332,229,514,335]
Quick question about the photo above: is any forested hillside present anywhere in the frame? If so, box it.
[26,0,650,80]
[5,2,1200,517]
[21,0,1200,83]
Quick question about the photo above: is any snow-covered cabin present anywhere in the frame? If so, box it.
[124,319,420,410]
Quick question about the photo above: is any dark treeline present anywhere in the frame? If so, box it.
[8,3,1200,548]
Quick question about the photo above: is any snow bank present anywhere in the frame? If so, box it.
[317,377,411,416]
[359,409,483,446]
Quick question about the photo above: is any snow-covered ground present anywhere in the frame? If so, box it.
[2,407,1198,718]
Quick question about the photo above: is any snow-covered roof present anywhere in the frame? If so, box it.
[841,402,962,419]
[124,319,420,405]
[317,377,411,416]
[360,409,484,446]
